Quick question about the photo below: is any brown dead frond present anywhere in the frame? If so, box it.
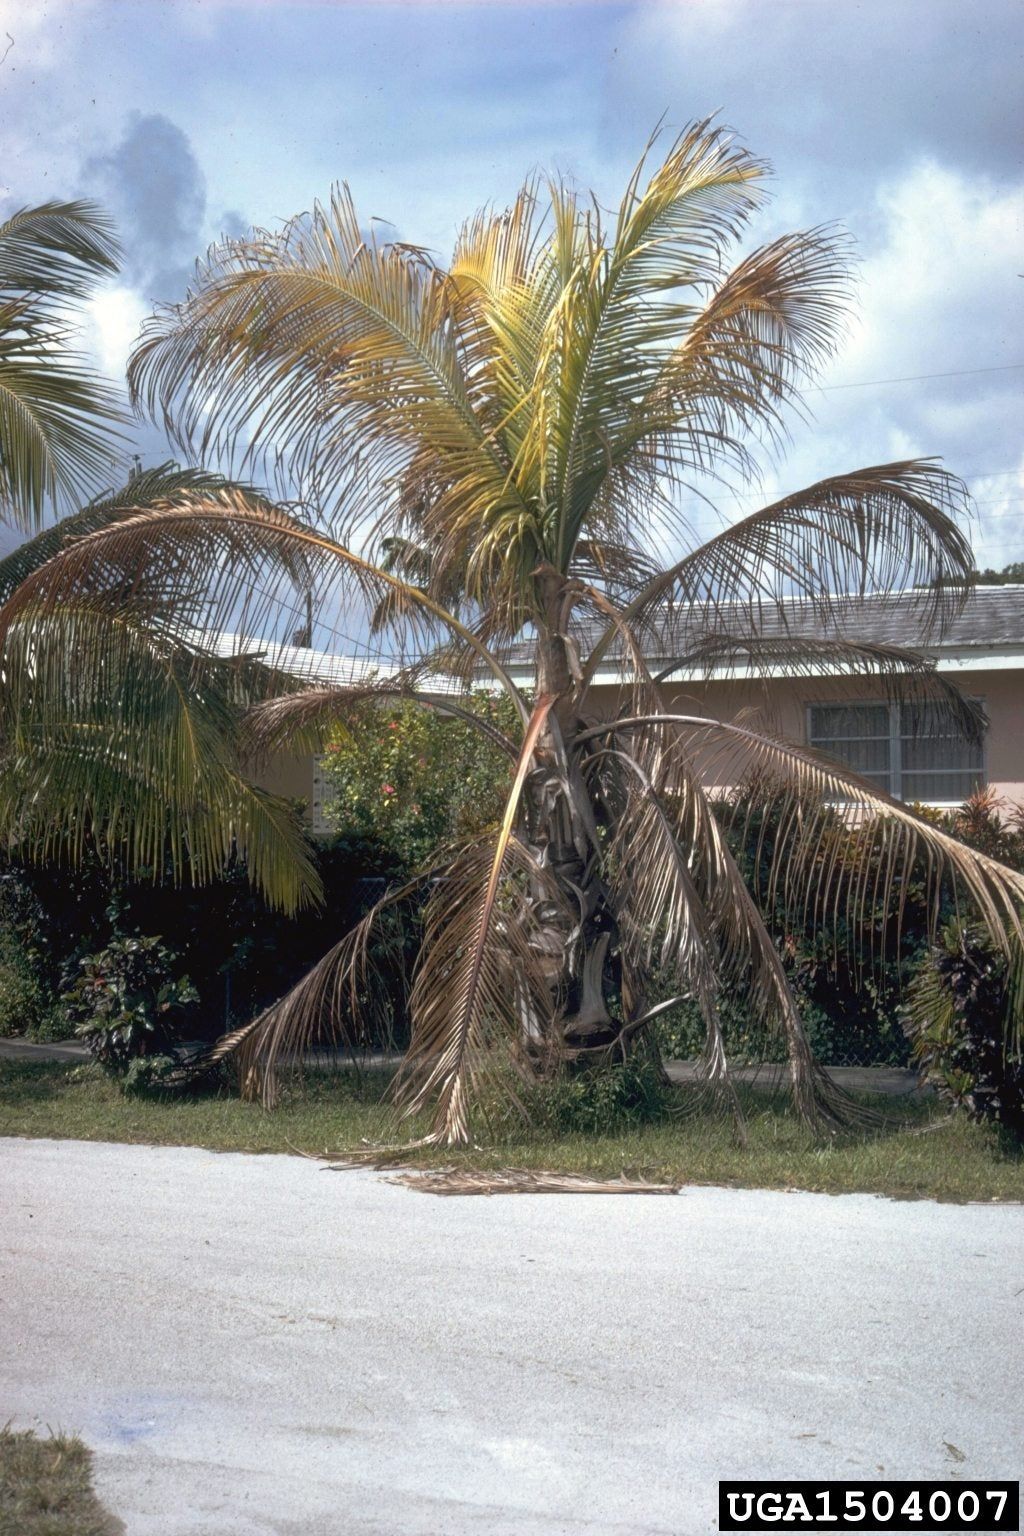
[381,1168,682,1196]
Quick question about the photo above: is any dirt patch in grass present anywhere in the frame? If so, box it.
[0,1426,123,1536]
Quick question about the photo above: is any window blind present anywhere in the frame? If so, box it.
[807,700,984,803]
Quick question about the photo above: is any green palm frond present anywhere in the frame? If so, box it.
[0,313,126,531]
[0,484,323,912]
[0,602,320,911]
[520,122,775,560]
[0,200,119,299]
[0,461,274,601]
[0,201,125,530]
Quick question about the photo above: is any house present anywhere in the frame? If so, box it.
[252,584,1024,828]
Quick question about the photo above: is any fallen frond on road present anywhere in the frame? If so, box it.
[378,1167,682,1195]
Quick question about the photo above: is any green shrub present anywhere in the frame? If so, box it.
[530,1058,674,1135]
[62,936,199,1071]
[0,873,53,1036]
[653,995,775,1064]
[904,921,1023,1137]
[1,831,410,1046]
[122,1053,180,1097]
[0,957,46,1037]
[23,1007,78,1043]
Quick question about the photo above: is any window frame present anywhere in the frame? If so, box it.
[804,697,986,806]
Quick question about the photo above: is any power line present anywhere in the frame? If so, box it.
[674,469,1023,516]
[809,363,1024,392]
[672,510,1024,545]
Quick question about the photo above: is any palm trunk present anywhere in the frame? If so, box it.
[526,585,623,1064]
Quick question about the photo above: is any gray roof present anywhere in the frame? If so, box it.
[644,584,1024,659]
[494,584,1024,678]
[212,586,1024,691]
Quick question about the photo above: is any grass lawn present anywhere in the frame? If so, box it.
[1,1058,1021,1202]
[0,1426,123,1536]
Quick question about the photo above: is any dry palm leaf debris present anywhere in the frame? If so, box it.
[379,1167,682,1196]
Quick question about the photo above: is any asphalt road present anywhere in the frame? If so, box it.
[1,1138,1021,1536]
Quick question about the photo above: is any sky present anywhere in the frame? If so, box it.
[1,0,1022,571]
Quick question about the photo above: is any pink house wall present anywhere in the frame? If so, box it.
[255,665,1024,825]
[585,666,1024,811]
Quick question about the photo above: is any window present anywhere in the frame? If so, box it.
[806,700,984,804]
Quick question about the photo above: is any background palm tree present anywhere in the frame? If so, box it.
[0,463,320,913]
[0,201,125,531]
[5,123,1022,1143]
[0,199,319,908]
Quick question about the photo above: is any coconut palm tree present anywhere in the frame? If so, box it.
[4,123,1022,1142]
[0,463,320,912]
[0,203,317,910]
[0,200,125,530]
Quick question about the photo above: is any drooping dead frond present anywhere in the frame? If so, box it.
[581,461,974,689]
[213,868,433,1104]
[584,739,748,1125]
[579,711,1024,1027]
[586,745,716,1010]
[583,717,864,1130]
[652,634,986,741]
[396,699,565,1144]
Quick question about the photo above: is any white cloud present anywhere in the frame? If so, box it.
[3,0,1018,564]
[84,284,147,383]
[607,0,1024,196]
[842,161,1023,380]
[724,160,1024,566]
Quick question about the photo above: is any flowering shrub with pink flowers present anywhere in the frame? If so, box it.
[320,692,522,867]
